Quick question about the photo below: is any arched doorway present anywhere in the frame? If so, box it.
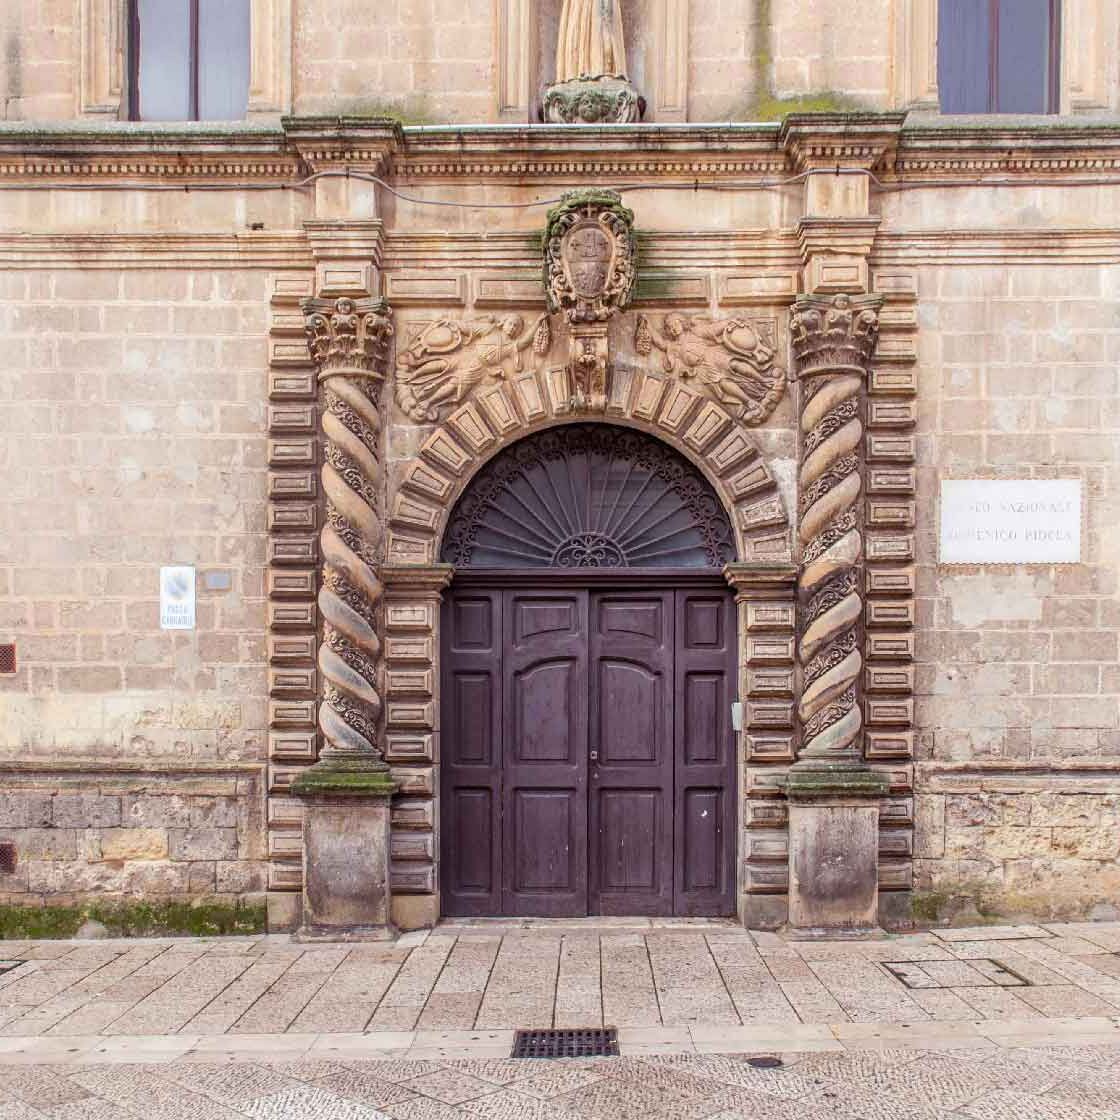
[439,423,739,918]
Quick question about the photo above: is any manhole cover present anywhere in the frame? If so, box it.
[512,1028,619,1059]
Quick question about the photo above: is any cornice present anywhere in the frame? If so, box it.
[780,112,908,172]
[0,116,1118,187]
[888,116,1120,178]
[0,122,298,181]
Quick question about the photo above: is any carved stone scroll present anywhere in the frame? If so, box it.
[790,293,881,764]
[300,296,395,773]
[635,313,786,426]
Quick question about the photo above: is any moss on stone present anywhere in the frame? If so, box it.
[326,95,439,126]
[0,899,266,940]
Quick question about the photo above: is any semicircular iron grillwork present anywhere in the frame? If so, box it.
[441,424,735,569]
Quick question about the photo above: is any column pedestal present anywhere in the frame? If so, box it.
[293,764,397,942]
[786,764,888,937]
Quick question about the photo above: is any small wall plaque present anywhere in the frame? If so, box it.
[159,566,197,630]
[939,479,1082,565]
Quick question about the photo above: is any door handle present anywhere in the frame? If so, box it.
[590,750,598,762]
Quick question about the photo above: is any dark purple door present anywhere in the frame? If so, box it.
[590,591,675,915]
[441,582,736,917]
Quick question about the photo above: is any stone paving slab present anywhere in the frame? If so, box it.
[0,923,1118,1039]
[0,1040,1116,1120]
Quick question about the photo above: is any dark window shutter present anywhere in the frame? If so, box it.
[995,0,1054,113]
[198,0,251,121]
[134,0,193,121]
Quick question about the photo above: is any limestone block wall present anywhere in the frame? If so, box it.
[0,266,273,905]
[908,259,1120,920]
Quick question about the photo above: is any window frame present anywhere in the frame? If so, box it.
[938,0,1063,114]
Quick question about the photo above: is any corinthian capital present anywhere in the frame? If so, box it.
[303,296,394,381]
[790,293,880,380]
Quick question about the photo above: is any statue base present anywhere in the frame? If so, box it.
[541,76,645,124]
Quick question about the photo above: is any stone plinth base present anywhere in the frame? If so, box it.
[541,76,644,124]
[786,763,888,936]
[292,762,397,942]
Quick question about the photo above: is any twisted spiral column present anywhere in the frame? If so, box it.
[300,296,395,779]
[790,294,881,765]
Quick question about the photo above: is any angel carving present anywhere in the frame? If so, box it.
[635,312,787,426]
[395,314,551,422]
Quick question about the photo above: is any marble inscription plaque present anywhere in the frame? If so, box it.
[940,479,1081,564]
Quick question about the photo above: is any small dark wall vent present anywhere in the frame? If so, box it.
[0,843,16,874]
[0,644,15,674]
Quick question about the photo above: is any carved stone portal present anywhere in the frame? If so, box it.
[543,0,644,123]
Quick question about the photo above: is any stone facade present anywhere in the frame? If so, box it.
[0,2,1118,932]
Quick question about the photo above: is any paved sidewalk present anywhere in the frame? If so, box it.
[2,920,1119,1038]
[0,1043,1119,1119]
[1,922,1120,1118]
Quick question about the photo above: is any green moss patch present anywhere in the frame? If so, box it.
[0,899,266,940]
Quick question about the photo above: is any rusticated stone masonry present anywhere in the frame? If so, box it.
[790,293,882,765]
[301,297,395,768]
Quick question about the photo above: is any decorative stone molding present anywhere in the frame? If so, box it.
[652,0,690,123]
[265,271,320,906]
[724,563,798,921]
[866,267,921,898]
[247,0,294,116]
[790,293,881,765]
[79,0,125,115]
[381,565,453,926]
[299,297,395,773]
[891,0,939,112]
[494,0,538,121]
[635,313,786,426]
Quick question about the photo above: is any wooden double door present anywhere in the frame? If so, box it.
[441,579,737,917]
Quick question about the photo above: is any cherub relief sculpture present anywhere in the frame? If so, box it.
[395,314,551,423]
[635,312,787,426]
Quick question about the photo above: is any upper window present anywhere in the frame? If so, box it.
[938,0,1061,113]
[128,0,251,121]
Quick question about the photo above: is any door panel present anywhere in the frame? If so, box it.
[590,591,674,915]
[442,581,736,919]
[502,591,589,916]
[441,591,503,916]
[674,592,737,916]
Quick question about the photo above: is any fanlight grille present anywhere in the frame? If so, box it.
[441,424,734,569]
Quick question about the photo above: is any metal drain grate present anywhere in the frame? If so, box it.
[512,1028,619,1059]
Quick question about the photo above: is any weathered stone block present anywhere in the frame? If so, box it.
[52,794,121,829]
[168,828,239,861]
[98,829,168,862]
